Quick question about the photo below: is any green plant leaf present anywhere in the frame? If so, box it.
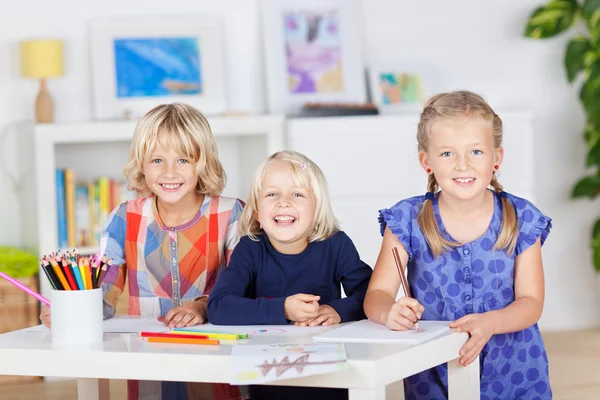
[565,36,592,81]
[584,122,600,146]
[572,175,600,198]
[525,0,581,38]
[584,4,600,42]
[593,248,600,272]
[584,0,600,15]
[586,140,600,166]
[579,64,600,115]
[591,219,600,272]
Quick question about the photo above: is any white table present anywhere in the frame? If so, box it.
[0,324,478,400]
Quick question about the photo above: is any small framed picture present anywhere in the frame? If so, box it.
[261,0,367,115]
[89,16,227,120]
[368,65,436,114]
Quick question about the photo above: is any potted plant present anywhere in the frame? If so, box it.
[524,0,600,271]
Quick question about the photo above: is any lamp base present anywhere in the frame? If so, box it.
[35,78,54,123]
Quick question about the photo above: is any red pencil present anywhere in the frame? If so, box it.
[140,332,210,340]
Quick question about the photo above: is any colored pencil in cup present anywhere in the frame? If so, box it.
[50,257,70,290]
[90,256,99,289]
[0,272,50,305]
[392,246,418,330]
[40,260,59,290]
[55,256,76,291]
[69,258,85,290]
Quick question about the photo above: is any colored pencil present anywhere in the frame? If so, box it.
[146,337,219,345]
[50,258,70,290]
[69,258,85,290]
[392,246,418,330]
[172,328,248,339]
[140,332,209,340]
[40,260,59,290]
[169,330,238,340]
[0,272,50,305]
[56,256,77,291]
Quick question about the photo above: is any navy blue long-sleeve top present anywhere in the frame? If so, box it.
[208,231,372,325]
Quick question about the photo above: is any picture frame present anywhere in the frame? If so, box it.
[368,64,436,114]
[89,16,227,120]
[261,0,367,115]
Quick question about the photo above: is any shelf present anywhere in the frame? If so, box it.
[35,114,286,144]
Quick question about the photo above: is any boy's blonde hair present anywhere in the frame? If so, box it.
[416,90,518,257]
[239,150,339,242]
[123,103,226,197]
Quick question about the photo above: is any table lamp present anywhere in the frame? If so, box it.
[19,39,64,123]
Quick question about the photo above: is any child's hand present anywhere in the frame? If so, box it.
[284,294,320,322]
[295,305,341,327]
[385,297,424,331]
[160,298,208,329]
[449,313,494,366]
[40,305,51,328]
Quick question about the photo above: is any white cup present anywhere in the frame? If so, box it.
[50,288,103,346]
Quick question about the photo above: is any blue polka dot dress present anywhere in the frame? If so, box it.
[378,191,552,400]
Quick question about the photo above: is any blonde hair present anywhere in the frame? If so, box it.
[416,90,518,257]
[123,103,226,197]
[239,150,339,242]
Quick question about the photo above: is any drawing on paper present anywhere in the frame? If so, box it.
[253,328,286,334]
[230,343,347,384]
[258,354,346,377]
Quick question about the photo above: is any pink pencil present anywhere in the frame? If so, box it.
[0,272,50,305]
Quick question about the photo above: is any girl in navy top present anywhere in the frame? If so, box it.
[208,150,372,400]
[364,90,552,400]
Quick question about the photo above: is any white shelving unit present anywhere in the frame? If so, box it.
[31,115,285,297]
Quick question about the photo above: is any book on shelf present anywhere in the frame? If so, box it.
[55,168,137,251]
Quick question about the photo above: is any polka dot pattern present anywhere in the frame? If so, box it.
[379,192,552,399]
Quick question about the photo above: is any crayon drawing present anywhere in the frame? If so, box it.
[378,72,425,105]
[283,10,343,94]
[230,343,347,384]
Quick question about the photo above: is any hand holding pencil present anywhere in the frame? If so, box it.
[385,247,424,331]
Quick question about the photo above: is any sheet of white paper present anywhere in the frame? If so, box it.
[230,343,347,385]
[23,316,169,333]
[313,319,450,344]
[23,320,330,335]
[176,323,329,336]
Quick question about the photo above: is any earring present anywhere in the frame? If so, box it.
[426,168,431,174]
[494,165,499,170]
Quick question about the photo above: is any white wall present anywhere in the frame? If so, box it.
[1,0,598,330]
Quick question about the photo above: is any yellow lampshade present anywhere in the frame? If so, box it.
[20,39,64,78]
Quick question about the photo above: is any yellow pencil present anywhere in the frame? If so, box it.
[169,331,238,341]
[147,337,220,345]
[83,257,92,290]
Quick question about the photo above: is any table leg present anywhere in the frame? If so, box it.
[348,387,386,400]
[77,378,110,400]
[447,358,479,399]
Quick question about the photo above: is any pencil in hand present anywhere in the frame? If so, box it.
[392,247,419,330]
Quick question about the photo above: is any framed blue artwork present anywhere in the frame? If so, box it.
[90,16,227,120]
